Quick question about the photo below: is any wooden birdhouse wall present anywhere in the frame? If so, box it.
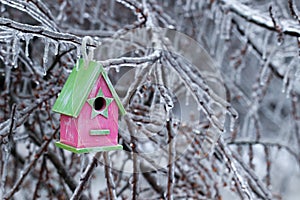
[60,74,119,148]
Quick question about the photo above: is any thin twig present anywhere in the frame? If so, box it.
[232,19,284,79]
[125,115,139,200]
[219,0,300,37]
[103,152,117,200]
[70,153,101,200]
[288,0,300,24]
[32,156,46,200]
[166,114,175,200]
[100,50,161,67]
[0,18,96,47]
[3,128,58,199]
[269,5,284,44]
[229,140,300,168]
[231,151,273,199]
[218,138,253,200]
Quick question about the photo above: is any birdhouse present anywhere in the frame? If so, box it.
[52,59,125,153]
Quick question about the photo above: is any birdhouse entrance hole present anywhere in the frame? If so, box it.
[94,97,106,111]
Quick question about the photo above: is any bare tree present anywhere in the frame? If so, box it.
[0,0,300,199]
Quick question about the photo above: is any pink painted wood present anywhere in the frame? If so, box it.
[60,74,119,148]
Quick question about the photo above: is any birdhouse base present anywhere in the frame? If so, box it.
[55,142,123,154]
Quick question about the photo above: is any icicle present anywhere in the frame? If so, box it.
[282,56,296,93]
[286,74,294,98]
[260,47,277,86]
[220,13,232,40]
[43,39,50,76]
[214,7,223,35]
[210,7,223,55]
[235,60,245,84]
[115,65,120,73]
[197,105,201,111]
[259,62,270,86]
[229,115,236,133]
[241,111,251,138]
[0,3,6,12]
[185,91,190,106]
[24,34,33,57]
[12,33,20,68]
[262,32,271,60]
[174,32,180,52]
[54,41,59,55]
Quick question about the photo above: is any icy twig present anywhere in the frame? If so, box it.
[166,115,175,200]
[219,0,300,37]
[0,18,95,47]
[0,0,57,30]
[232,19,284,79]
[103,152,117,200]
[218,138,253,200]
[288,0,300,24]
[3,128,58,199]
[116,0,147,24]
[269,5,284,44]
[70,152,101,200]
[229,140,300,167]
[122,62,154,108]
[100,50,161,67]
[231,151,273,199]
[162,52,225,131]
[0,92,58,137]
[125,115,139,200]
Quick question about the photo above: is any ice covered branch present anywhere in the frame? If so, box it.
[166,116,175,200]
[104,152,117,200]
[3,128,58,200]
[218,139,253,200]
[219,0,300,37]
[0,18,96,47]
[100,50,161,67]
[0,0,58,30]
[70,153,101,200]
[229,140,300,167]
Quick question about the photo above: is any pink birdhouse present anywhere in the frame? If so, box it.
[52,59,125,153]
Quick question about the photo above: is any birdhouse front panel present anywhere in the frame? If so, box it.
[53,59,126,153]
[77,74,119,148]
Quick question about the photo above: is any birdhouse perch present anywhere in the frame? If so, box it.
[52,59,125,153]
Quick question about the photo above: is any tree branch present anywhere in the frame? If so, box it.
[3,128,58,199]
[70,153,101,200]
[99,50,161,67]
[0,17,96,47]
[103,152,117,200]
[219,0,300,37]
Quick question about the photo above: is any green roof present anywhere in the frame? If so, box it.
[52,59,126,117]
